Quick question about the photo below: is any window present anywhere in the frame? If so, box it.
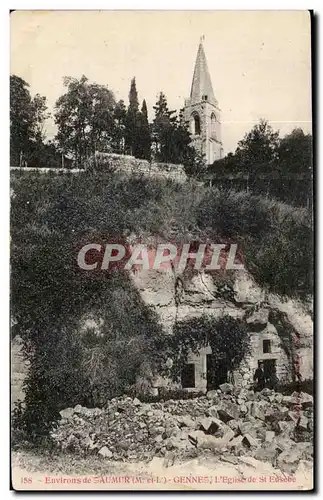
[190,114,201,135]
[181,364,195,388]
[202,95,208,101]
[211,113,217,139]
[263,339,271,354]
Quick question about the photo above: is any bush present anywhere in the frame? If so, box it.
[197,188,313,299]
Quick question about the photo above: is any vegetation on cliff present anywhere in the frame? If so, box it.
[11,168,312,437]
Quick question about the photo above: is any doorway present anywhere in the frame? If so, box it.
[259,359,277,388]
[206,355,228,390]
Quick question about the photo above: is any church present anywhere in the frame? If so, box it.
[184,40,224,165]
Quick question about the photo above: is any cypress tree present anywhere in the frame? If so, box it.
[135,99,151,161]
[125,77,139,155]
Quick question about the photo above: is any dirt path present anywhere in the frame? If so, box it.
[11,450,313,491]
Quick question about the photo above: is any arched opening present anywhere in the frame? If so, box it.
[211,113,217,139]
[190,113,201,135]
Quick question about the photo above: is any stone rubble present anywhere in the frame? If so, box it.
[50,386,313,474]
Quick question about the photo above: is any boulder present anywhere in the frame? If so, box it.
[177,415,195,428]
[59,408,74,420]
[198,429,234,450]
[299,392,313,408]
[288,411,300,424]
[277,448,303,474]
[227,419,240,433]
[188,430,206,446]
[219,383,233,394]
[242,433,259,448]
[250,402,266,421]
[260,388,272,397]
[218,401,240,422]
[206,390,218,400]
[166,436,187,450]
[81,436,96,450]
[265,431,275,443]
[254,445,277,463]
[207,405,218,418]
[228,435,243,448]
[239,421,253,435]
[199,417,226,437]
[277,421,294,437]
[282,395,300,408]
[98,446,113,458]
[74,404,84,414]
[240,404,248,415]
[297,415,308,432]
[274,393,283,404]
[199,417,214,433]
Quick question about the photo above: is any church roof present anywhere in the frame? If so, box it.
[190,42,217,106]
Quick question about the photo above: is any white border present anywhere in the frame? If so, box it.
[2,2,320,498]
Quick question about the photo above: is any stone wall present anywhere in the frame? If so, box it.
[88,153,187,183]
[11,153,188,184]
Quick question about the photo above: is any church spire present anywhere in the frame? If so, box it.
[190,40,216,106]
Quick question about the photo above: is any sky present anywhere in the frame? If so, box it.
[10,10,312,154]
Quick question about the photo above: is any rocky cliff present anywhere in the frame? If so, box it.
[131,266,313,386]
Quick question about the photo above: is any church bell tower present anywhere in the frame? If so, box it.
[184,39,223,164]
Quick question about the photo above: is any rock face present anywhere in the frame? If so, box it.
[130,267,313,391]
[51,387,313,474]
[11,335,28,408]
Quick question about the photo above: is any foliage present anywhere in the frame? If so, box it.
[235,118,280,175]
[123,79,152,160]
[209,120,312,179]
[206,120,312,207]
[124,77,139,156]
[111,99,127,154]
[54,76,116,165]
[277,128,312,175]
[10,75,49,166]
[136,99,151,160]
[11,160,312,437]
[10,169,168,436]
[164,315,250,382]
[183,150,207,179]
[27,140,64,168]
[152,93,202,168]
[197,188,313,299]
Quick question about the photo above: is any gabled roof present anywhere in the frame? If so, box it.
[190,42,217,106]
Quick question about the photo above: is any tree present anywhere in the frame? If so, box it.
[135,100,151,161]
[235,118,279,177]
[27,140,63,168]
[124,77,140,156]
[10,75,49,166]
[152,92,177,162]
[277,128,312,175]
[54,75,116,166]
[111,100,127,154]
[183,150,207,179]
